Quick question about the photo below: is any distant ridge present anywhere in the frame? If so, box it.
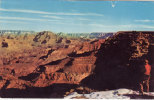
[0,30,36,35]
[0,30,35,32]
[118,31,154,33]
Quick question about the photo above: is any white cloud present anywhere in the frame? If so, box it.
[0,8,103,16]
[134,19,154,22]
[77,18,89,21]
[89,23,154,29]
[89,24,132,28]
[0,16,59,22]
[42,15,90,21]
[1,16,154,29]
[0,20,27,24]
[0,8,50,14]
[139,25,154,29]
[43,15,64,19]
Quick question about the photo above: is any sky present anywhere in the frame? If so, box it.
[0,0,154,33]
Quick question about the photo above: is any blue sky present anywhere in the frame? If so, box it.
[0,0,154,33]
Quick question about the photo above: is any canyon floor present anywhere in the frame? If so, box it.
[0,31,154,99]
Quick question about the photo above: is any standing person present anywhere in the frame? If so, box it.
[139,59,151,95]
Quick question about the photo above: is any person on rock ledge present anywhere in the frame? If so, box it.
[139,59,151,95]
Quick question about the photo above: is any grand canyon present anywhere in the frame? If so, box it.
[0,31,153,99]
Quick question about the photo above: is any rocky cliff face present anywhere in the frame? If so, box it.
[0,31,153,98]
[81,31,154,91]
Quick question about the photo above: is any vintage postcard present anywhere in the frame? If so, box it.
[0,0,153,99]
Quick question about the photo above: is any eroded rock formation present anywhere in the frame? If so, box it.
[0,31,105,97]
[0,31,153,98]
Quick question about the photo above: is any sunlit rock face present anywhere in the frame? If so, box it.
[0,31,105,98]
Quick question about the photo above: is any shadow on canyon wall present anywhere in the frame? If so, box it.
[81,31,154,92]
[0,81,78,98]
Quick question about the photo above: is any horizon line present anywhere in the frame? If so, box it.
[1,30,154,33]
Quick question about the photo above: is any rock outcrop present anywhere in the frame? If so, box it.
[1,41,8,48]
[81,31,154,92]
